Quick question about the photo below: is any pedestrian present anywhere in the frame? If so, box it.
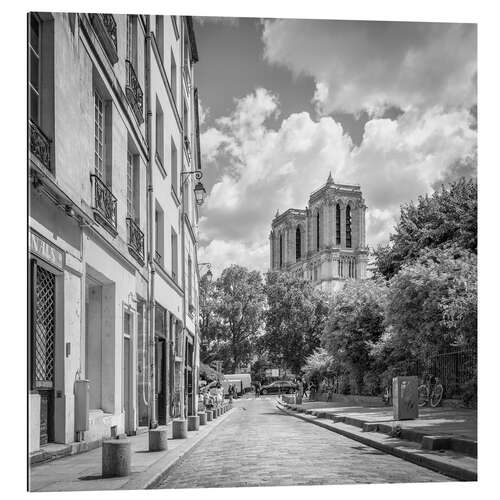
[255,380,261,397]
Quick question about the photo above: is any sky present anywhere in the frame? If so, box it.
[193,17,477,277]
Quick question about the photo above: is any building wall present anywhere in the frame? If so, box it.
[28,12,203,453]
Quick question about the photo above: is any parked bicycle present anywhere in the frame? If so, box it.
[381,384,392,406]
[418,374,444,407]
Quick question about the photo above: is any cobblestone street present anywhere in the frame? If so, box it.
[156,396,450,489]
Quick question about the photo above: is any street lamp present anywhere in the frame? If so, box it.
[198,262,212,282]
[181,169,207,206]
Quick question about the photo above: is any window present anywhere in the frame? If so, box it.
[170,49,177,103]
[155,15,164,62]
[94,89,112,185]
[124,309,132,337]
[94,91,105,180]
[316,211,320,251]
[154,203,164,265]
[336,204,341,245]
[183,99,189,135]
[171,228,178,281]
[29,14,41,123]
[279,234,283,267]
[346,205,352,248]
[126,149,139,221]
[171,138,178,195]
[155,98,164,166]
[295,227,301,261]
[188,256,193,308]
[126,15,138,70]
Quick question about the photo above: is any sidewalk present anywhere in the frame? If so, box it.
[277,397,477,481]
[29,407,235,492]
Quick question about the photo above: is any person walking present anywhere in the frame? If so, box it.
[255,380,261,398]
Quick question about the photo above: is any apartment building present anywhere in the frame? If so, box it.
[28,12,204,456]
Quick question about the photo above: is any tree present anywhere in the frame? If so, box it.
[302,348,335,385]
[374,178,477,279]
[373,244,477,376]
[199,265,265,373]
[322,279,387,394]
[261,271,329,374]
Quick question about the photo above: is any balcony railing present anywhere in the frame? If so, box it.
[154,250,162,264]
[90,174,117,234]
[126,217,144,265]
[90,14,118,64]
[29,120,52,172]
[125,59,144,124]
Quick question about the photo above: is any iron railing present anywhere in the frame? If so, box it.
[90,14,118,64]
[90,174,117,232]
[154,250,162,265]
[183,65,192,93]
[125,59,144,123]
[126,217,144,264]
[29,120,51,172]
[416,349,476,398]
[101,14,117,50]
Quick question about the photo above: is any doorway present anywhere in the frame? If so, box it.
[123,308,133,434]
[30,259,57,446]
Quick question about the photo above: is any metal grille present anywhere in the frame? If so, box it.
[34,265,56,387]
[416,349,476,398]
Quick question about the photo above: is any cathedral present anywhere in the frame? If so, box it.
[269,173,368,294]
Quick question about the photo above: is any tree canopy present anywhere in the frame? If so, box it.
[374,178,477,279]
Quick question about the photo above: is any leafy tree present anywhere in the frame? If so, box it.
[322,279,387,394]
[374,178,477,279]
[199,265,265,373]
[372,244,477,375]
[261,271,329,374]
[302,348,335,385]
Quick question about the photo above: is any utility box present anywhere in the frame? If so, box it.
[393,376,418,420]
[74,379,90,432]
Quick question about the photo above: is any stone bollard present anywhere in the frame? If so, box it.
[102,439,131,478]
[188,415,200,431]
[172,419,188,439]
[206,410,213,421]
[148,427,168,451]
[199,412,207,425]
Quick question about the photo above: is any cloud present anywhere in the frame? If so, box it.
[198,88,477,275]
[195,16,240,27]
[261,20,477,116]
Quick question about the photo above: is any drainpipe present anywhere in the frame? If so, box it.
[145,18,157,429]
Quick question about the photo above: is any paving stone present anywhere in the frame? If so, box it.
[155,397,449,489]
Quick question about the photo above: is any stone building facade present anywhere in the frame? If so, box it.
[269,173,368,294]
[28,12,203,456]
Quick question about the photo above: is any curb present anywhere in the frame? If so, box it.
[276,402,476,482]
[122,406,235,490]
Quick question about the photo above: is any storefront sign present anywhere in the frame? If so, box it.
[30,231,64,269]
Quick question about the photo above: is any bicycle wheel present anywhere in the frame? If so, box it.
[430,384,444,407]
[418,384,429,407]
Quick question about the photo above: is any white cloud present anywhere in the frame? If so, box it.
[198,88,476,275]
[261,20,476,116]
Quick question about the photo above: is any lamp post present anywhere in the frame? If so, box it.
[180,169,207,206]
[198,262,213,283]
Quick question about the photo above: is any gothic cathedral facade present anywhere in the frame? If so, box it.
[269,173,368,294]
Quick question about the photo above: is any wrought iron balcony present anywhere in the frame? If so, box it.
[29,120,52,172]
[154,250,162,265]
[90,14,118,64]
[90,174,117,235]
[126,217,144,265]
[125,60,144,124]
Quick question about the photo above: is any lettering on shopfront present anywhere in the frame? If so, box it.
[30,232,64,269]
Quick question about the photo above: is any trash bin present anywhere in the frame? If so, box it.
[393,376,418,420]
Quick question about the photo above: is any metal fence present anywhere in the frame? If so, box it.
[416,349,476,398]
